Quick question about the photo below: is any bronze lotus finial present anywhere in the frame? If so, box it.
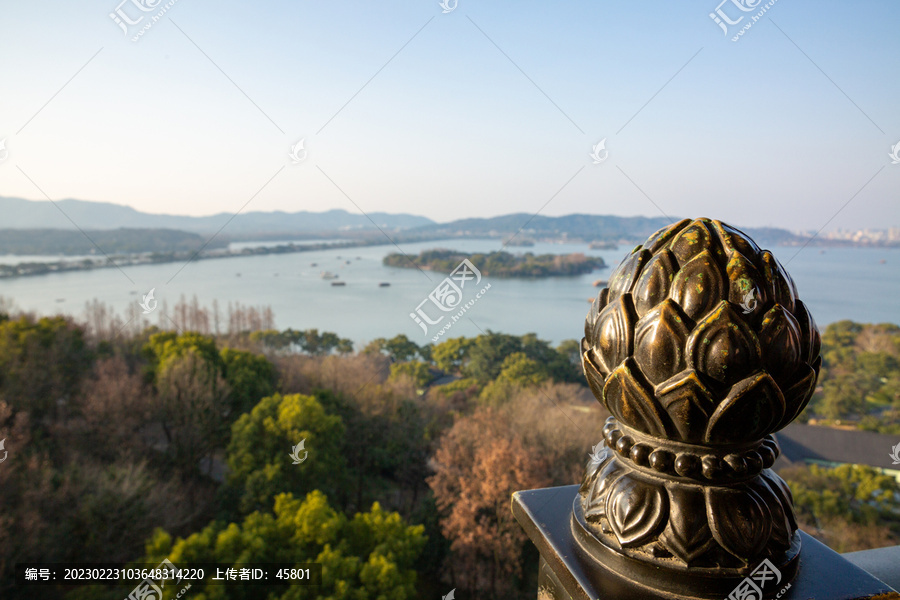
[576,218,821,595]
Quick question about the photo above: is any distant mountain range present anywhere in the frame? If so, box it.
[0,197,434,235]
[406,214,806,246]
[412,213,674,241]
[0,228,225,256]
[0,196,807,249]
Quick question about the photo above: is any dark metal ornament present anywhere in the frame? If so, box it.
[577,218,820,598]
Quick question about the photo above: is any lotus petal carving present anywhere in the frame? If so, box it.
[750,477,792,552]
[760,251,796,313]
[584,457,625,520]
[777,363,816,430]
[582,345,608,400]
[608,249,650,303]
[591,295,637,374]
[725,252,766,318]
[645,219,690,254]
[633,250,677,318]
[634,300,690,386]
[687,302,761,387]
[706,372,785,444]
[670,250,725,321]
[657,370,715,443]
[581,444,614,495]
[794,299,821,365]
[706,486,771,559]
[711,220,760,260]
[668,219,716,265]
[603,358,671,437]
[760,469,797,530]
[606,475,668,547]
[586,288,610,340]
[659,486,715,564]
[758,305,802,382]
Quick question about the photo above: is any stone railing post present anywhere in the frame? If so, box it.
[512,218,900,600]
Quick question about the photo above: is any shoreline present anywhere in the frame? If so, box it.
[1,234,896,280]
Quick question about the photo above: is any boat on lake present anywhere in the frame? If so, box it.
[331,281,346,286]
[321,271,339,280]
[379,282,390,287]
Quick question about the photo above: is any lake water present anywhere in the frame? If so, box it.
[1,239,898,346]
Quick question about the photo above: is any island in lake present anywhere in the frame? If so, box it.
[383,249,606,277]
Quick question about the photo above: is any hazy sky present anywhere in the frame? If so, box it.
[0,0,898,232]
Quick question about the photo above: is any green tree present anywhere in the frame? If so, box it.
[144,331,222,379]
[464,332,523,382]
[819,374,869,420]
[806,322,900,428]
[314,388,429,515]
[220,348,276,415]
[783,463,900,529]
[157,347,231,472]
[364,335,423,363]
[249,329,291,352]
[389,361,434,389]
[479,352,550,405]
[142,490,425,600]
[225,393,345,515]
[432,337,473,374]
[557,339,582,366]
[0,315,91,419]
